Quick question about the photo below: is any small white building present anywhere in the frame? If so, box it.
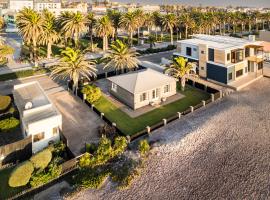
[9,0,33,11]
[13,82,62,153]
[34,0,61,12]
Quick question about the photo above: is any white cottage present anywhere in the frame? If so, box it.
[13,82,62,153]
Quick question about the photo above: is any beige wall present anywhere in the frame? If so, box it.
[259,30,270,42]
[198,44,207,77]
[214,49,226,64]
[134,81,177,110]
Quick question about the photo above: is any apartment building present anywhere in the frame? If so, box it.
[13,82,62,153]
[174,34,264,86]
[34,0,61,12]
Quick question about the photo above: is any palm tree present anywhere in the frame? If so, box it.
[58,11,87,47]
[180,13,194,39]
[86,12,96,52]
[16,8,43,67]
[104,39,139,72]
[95,15,113,51]
[120,11,137,46]
[165,56,193,91]
[107,10,122,40]
[133,9,144,44]
[39,10,60,59]
[152,11,162,40]
[144,13,154,34]
[50,47,96,92]
[161,13,177,45]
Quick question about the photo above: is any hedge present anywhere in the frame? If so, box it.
[0,117,20,132]
[8,161,34,187]
[30,149,52,170]
[0,95,11,112]
[137,45,176,55]
[0,68,49,82]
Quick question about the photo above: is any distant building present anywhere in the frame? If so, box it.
[107,69,177,110]
[175,34,264,87]
[34,0,61,12]
[9,0,33,11]
[13,82,62,153]
[137,5,160,13]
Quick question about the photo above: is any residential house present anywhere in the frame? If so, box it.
[13,82,62,153]
[174,34,264,86]
[34,0,61,12]
[9,0,33,11]
[107,69,177,110]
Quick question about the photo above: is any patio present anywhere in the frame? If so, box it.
[228,72,263,91]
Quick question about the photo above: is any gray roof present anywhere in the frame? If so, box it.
[107,68,176,94]
[13,81,61,125]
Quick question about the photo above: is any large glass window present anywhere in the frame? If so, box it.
[228,73,233,80]
[227,53,231,61]
[231,49,244,63]
[208,48,214,62]
[245,48,250,58]
[33,132,45,143]
[258,62,263,70]
[236,69,243,77]
[186,47,192,56]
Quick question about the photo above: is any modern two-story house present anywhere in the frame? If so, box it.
[174,34,264,87]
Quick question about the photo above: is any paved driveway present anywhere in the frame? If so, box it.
[71,77,270,199]
[0,75,103,157]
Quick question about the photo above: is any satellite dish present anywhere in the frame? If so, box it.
[25,102,33,110]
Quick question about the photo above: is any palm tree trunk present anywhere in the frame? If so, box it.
[33,39,38,67]
[185,25,188,39]
[137,27,140,45]
[180,77,185,91]
[89,27,94,51]
[103,36,106,51]
[249,23,252,33]
[130,32,133,46]
[170,28,173,45]
[47,42,52,59]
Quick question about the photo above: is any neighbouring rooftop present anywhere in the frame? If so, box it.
[107,68,176,94]
[178,34,259,50]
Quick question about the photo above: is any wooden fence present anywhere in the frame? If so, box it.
[0,136,32,167]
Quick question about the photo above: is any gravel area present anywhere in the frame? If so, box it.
[68,77,270,200]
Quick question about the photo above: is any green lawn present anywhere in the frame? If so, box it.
[0,167,28,199]
[94,85,210,136]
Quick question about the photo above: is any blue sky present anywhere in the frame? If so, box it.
[113,0,270,7]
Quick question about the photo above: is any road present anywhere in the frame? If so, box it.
[139,50,176,64]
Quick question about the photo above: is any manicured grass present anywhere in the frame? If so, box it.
[0,167,28,199]
[94,85,210,136]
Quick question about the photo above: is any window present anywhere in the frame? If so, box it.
[227,53,231,61]
[164,85,170,93]
[228,72,233,80]
[140,93,147,102]
[201,50,205,54]
[152,90,156,99]
[193,48,197,52]
[208,48,214,62]
[245,67,248,73]
[186,47,192,56]
[258,62,263,70]
[245,48,250,57]
[231,49,244,63]
[33,132,45,142]
[236,69,243,77]
[201,67,204,70]
[112,83,117,92]
[52,127,58,136]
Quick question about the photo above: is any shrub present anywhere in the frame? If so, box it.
[138,139,150,156]
[81,85,101,104]
[85,143,97,154]
[0,117,20,132]
[98,124,117,140]
[113,136,128,156]
[0,95,11,112]
[30,158,62,187]
[76,168,109,189]
[9,161,34,187]
[30,149,52,170]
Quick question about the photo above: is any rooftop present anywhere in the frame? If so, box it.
[178,34,258,50]
[107,68,176,94]
[13,81,61,125]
